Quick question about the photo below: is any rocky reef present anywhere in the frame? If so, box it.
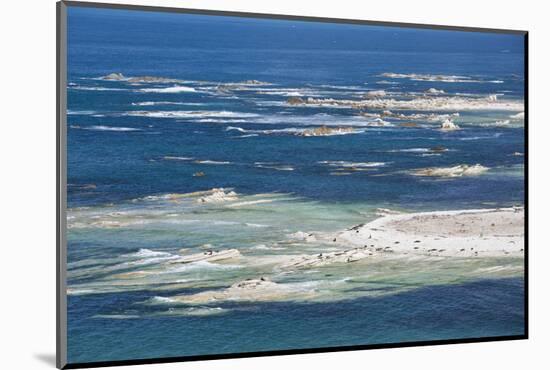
[412,164,489,177]
[299,126,355,136]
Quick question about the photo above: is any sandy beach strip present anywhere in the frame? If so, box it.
[331,207,524,258]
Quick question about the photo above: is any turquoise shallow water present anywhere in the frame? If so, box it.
[65,5,525,364]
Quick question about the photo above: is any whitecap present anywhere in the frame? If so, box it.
[387,148,431,153]
[125,110,259,119]
[379,72,502,83]
[510,112,525,119]
[458,133,502,141]
[195,119,249,123]
[67,110,97,115]
[69,85,126,91]
[255,162,295,171]
[131,101,205,106]
[139,85,197,93]
[195,160,231,165]
[163,260,242,273]
[225,199,277,207]
[150,296,177,304]
[163,156,194,161]
[412,164,489,177]
[157,307,229,317]
[76,125,141,132]
[318,160,387,168]
[225,125,366,137]
[125,248,173,258]
[93,314,140,319]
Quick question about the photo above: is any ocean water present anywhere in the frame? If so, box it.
[66,6,525,364]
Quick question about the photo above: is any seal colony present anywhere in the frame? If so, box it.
[67,192,524,305]
[148,206,524,305]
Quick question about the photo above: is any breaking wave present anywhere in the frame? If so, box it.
[139,86,197,93]
[71,125,141,132]
[318,160,388,168]
[380,72,504,84]
[125,111,260,119]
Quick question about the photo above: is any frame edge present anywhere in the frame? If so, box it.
[57,1,68,369]
[62,0,527,35]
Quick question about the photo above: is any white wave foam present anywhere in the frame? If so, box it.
[150,296,177,304]
[160,157,230,165]
[380,72,501,83]
[248,87,325,97]
[163,156,194,161]
[316,84,365,91]
[93,314,140,319]
[123,254,180,266]
[76,125,141,132]
[440,119,460,131]
[131,101,204,106]
[412,164,489,177]
[304,95,523,111]
[226,199,277,207]
[388,148,431,153]
[458,133,502,141]
[69,85,126,91]
[198,189,238,203]
[67,110,97,115]
[425,88,445,94]
[319,160,387,168]
[366,90,387,97]
[225,126,366,136]
[139,85,197,93]
[126,248,173,258]
[196,119,249,123]
[126,111,259,119]
[255,163,295,171]
[165,260,241,273]
[195,160,231,165]
[510,112,525,119]
[158,307,229,317]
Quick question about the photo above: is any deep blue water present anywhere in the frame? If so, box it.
[68,278,524,363]
[66,6,525,364]
[67,6,524,209]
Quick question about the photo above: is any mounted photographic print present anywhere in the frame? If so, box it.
[57,1,527,368]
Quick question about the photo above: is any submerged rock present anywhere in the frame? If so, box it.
[101,73,182,83]
[169,248,241,264]
[375,208,403,216]
[365,90,386,98]
[128,76,181,83]
[281,246,377,269]
[367,118,392,127]
[429,146,448,153]
[288,231,317,242]
[299,126,355,136]
[197,188,238,203]
[425,88,445,94]
[168,277,315,304]
[287,96,306,105]
[102,72,125,80]
[239,79,269,85]
[412,164,489,177]
[440,119,460,131]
